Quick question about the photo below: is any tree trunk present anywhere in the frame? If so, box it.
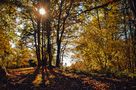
[56,41,61,67]
[33,18,42,78]
[46,20,52,67]
[37,19,41,67]
[129,0,136,18]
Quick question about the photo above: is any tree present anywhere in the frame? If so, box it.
[0,3,16,68]
[73,0,136,74]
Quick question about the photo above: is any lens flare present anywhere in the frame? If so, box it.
[39,8,46,15]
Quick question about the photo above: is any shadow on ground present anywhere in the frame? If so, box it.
[0,68,136,90]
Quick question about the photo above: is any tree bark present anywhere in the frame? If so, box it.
[129,0,136,18]
[56,40,61,67]
[46,19,52,67]
[56,0,73,68]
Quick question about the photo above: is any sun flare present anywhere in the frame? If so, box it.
[39,8,46,15]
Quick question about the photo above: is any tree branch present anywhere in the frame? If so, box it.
[72,0,120,18]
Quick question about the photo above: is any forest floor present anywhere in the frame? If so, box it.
[0,67,136,90]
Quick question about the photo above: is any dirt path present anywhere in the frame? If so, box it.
[0,68,136,90]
